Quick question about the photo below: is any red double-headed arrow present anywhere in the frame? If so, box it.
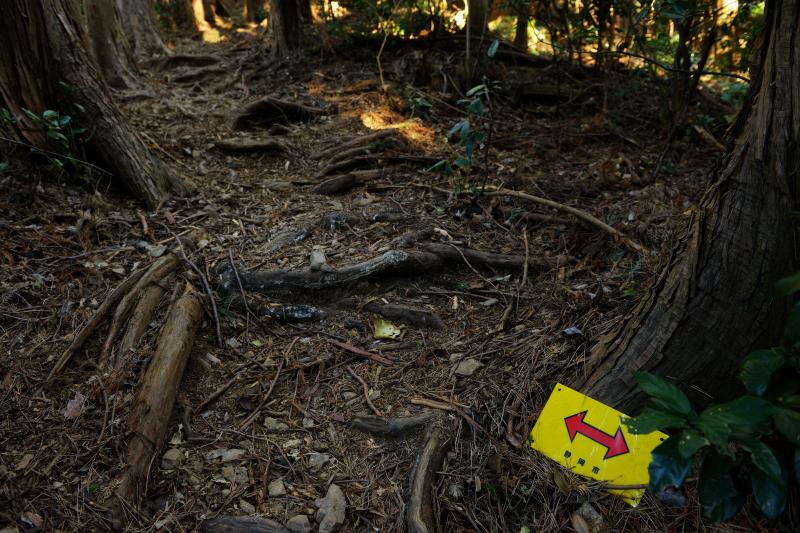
[564,411,629,459]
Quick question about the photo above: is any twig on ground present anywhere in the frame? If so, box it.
[347,366,382,416]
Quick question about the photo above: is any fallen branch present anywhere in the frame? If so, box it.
[115,273,172,366]
[115,285,203,515]
[362,302,444,330]
[407,428,451,533]
[328,338,396,366]
[487,188,649,254]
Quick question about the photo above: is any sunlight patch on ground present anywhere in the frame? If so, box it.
[359,109,435,145]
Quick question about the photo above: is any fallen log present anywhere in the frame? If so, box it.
[407,428,451,533]
[231,96,327,130]
[114,285,203,515]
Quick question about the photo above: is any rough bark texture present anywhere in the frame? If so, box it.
[122,0,170,61]
[467,0,488,37]
[116,286,203,512]
[243,0,263,22]
[577,0,799,412]
[0,0,187,207]
[270,0,300,57]
[297,0,312,21]
[84,0,138,88]
[513,4,529,50]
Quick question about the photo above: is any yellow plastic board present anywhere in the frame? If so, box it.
[528,383,668,506]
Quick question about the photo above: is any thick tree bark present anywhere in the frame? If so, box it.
[84,0,138,88]
[121,0,170,61]
[298,0,313,21]
[0,0,187,207]
[577,0,799,412]
[270,0,300,57]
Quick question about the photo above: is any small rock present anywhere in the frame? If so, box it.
[221,465,248,484]
[453,357,483,377]
[264,417,289,432]
[315,484,346,533]
[205,448,246,463]
[285,515,312,533]
[562,326,583,337]
[576,502,603,533]
[284,438,302,449]
[161,448,184,470]
[225,337,242,349]
[268,479,287,497]
[308,452,330,470]
[302,417,315,428]
[309,246,331,272]
[341,391,357,400]
[657,487,688,508]
[239,498,256,514]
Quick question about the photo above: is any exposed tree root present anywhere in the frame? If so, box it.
[315,154,438,179]
[313,169,384,195]
[156,54,221,69]
[352,413,433,437]
[360,301,444,329]
[311,129,396,161]
[214,138,290,154]
[114,285,204,517]
[407,428,451,533]
[200,516,288,533]
[230,96,328,130]
[116,273,172,366]
[170,65,227,84]
[494,204,572,226]
[47,268,146,382]
[219,243,563,296]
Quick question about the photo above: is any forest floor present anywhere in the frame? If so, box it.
[0,23,775,533]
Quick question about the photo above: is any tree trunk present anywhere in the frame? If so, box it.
[270,0,300,57]
[243,0,263,22]
[0,0,187,207]
[173,0,199,30]
[513,3,529,50]
[84,0,138,89]
[467,0,488,38]
[298,0,313,21]
[121,0,170,61]
[576,0,799,413]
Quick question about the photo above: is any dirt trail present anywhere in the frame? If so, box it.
[0,30,735,532]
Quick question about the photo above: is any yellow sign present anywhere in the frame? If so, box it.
[529,383,668,506]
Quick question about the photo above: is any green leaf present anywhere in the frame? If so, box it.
[624,407,686,434]
[678,429,709,458]
[427,160,452,175]
[738,349,785,396]
[453,158,471,168]
[772,407,800,444]
[447,120,468,140]
[775,271,800,295]
[751,464,787,520]
[702,396,771,434]
[648,437,692,494]
[42,109,58,122]
[467,98,484,115]
[698,450,740,523]
[635,372,692,415]
[466,84,485,97]
[785,301,800,348]
[487,39,499,58]
[736,436,781,481]
[694,412,731,447]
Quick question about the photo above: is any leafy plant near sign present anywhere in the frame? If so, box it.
[624,274,800,522]
[429,40,501,193]
[0,105,87,173]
